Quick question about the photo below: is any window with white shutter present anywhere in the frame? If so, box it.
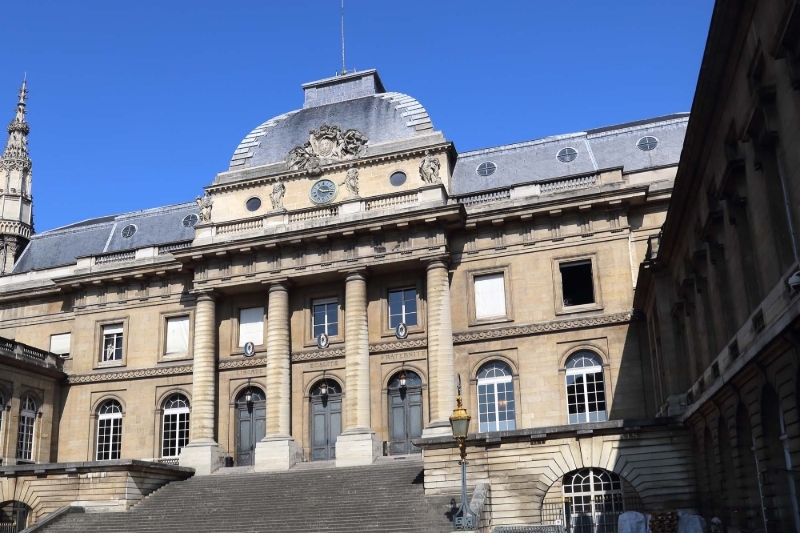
[238,307,264,346]
[474,273,507,319]
[165,316,190,354]
[50,333,71,357]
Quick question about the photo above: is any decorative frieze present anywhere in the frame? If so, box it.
[219,356,267,369]
[67,364,193,384]
[369,338,427,353]
[290,348,346,362]
[453,311,635,343]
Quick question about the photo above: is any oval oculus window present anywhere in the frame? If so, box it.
[182,214,199,227]
[637,136,658,151]
[476,161,497,177]
[246,197,262,212]
[390,171,407,187]
[121,224,137,238]
[557,147,578,163]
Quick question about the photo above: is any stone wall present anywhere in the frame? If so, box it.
[418,421,696,526]
[0,460,192,524]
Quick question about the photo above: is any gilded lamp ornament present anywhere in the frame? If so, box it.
[450,374,477,530]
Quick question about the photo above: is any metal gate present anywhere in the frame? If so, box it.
[0,503,29,533]
[542,495,642,533]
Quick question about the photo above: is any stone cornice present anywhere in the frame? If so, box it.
[453,311,636,343]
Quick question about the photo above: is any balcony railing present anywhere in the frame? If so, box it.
[158,242,192,255]
[289,206,339,223]
[95,250,136,265]
[456,189,511,207]
[0,336,62,370]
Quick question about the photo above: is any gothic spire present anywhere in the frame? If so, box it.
[2,76,31,169]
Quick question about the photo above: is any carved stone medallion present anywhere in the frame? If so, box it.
[286,124,368,174]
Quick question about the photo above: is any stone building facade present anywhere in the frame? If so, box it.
[0,66,698,527]
[634,0,800,532]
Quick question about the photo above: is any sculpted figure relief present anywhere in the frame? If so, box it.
[286,124,368,174]
[342,167,359,197]
[271,180,286,210]
[195,192,213,222]
[419,151,441,184]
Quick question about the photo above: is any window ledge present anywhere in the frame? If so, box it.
[469,316,514,327]
[555,304,604,316]
[95,361,125,370]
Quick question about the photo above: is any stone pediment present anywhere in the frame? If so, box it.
[285,124,368,175]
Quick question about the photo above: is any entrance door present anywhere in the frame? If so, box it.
[0,502,30,533]
[310,380,342,461]
[235,387,266,466]
[388,370,423,455]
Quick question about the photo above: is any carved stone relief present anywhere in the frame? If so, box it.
[341,167,359,197]
[271,180,286,210]
[286,124,368,174]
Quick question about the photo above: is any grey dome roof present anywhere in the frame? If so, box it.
[229,70,433,170]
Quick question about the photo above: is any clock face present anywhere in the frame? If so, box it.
[310,179,337,204]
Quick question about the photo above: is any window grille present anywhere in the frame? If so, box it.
[16,396,36,461]
[312,298,338,337]
[562,469,626,533]
[97,400,122,460]
[162,394,190,458]
[388,288,418,328]
[565,352,607,424]
[102,324,124,362]
[477,361,516,432]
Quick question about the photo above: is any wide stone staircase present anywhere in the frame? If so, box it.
[35,457,456,533]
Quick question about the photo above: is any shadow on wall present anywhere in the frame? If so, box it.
[608,320,656,421]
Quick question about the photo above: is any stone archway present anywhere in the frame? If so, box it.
[0,501,31,533]
[541,468,642,533]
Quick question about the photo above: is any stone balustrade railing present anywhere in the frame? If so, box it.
[288,205,339,223]
[158,242,192,255]
[364,191,419,211]
[94,250,136,265]
[217,218,263,235]
[0,335,63,370]
[539,174,597,194]
[455,189,511,207]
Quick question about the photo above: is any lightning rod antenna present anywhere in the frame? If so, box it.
[341,0,347,75]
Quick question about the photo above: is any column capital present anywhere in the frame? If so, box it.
[340,268,368,282]
[426,257,450,272]
[262,278,291,293]
[192,289,216,302]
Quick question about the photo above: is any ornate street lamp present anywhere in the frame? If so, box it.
[320,371,329,397]
[244,379,253,404]
[450,374,476,530]
[399,363,408,389]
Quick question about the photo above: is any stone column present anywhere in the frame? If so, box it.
[336,270,380,467]
[179,290,224,475]
[255,281,302,471]
[423,259,456,437]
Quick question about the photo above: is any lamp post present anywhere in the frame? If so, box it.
[450,374,476,530]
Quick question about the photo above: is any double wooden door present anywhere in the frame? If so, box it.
[310,380,342,461]
[388,371,423,455]
[235,387,266,466]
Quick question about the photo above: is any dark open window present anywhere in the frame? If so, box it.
[560,260,595,307]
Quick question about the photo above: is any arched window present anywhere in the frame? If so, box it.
[16,396,36,462]
[96,400,122,460]
[162,394,190,459]
[477,361,516,433]
[565,351,607,424]
[563,468,624,533]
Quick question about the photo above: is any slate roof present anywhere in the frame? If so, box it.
[450,113,688,195]
[12,203,197,273]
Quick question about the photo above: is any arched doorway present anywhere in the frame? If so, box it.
[387,369,423,455]
[0,501,31,533]
[310,379,342,461]
[235,386,266,466]
[541,468,642,533]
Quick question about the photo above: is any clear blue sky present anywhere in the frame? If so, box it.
[0,1,713,232]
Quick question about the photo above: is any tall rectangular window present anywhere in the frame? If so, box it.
[16,414,34,461]
[50,333,71,358]
[312,298,338,337]
[474,273,507,319]
[165,316,190,354]
[101,324,124,362]
[238,307,264,347]
[388,288,417,328]
[560,260,595,307]
[97,417,122,460]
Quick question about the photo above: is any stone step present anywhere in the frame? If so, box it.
[38,461,454,533]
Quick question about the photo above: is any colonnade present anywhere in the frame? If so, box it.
[180,259,455,474]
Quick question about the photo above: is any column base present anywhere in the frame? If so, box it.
[335,428,381,468]
[422,419,453,438]
[179,440,224,476]
[254,435,302,472]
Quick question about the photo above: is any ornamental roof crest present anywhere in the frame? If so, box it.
[286,123,368,175]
